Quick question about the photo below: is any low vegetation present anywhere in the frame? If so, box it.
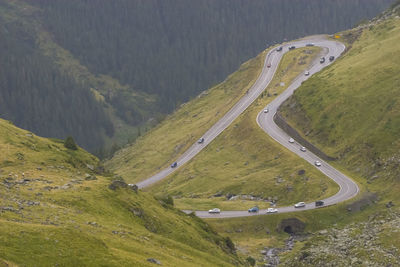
[223,5,400,265]
[0,119,240,266]
[147,46,339,210]
[106,48,267,181]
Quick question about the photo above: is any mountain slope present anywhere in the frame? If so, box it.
[0,0,393,152]
[280,5,400,192]
[0,0,159,154]
[270,3,400,265]
[107,43,340,210]
[0,118,240,266]
[147,46,340,210]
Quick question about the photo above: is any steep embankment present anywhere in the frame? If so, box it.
[273,4,400,266]
[280,7,400,201]
[0,119,240,266]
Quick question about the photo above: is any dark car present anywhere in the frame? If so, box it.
[315,200,324,207]
[288,45,296,50]
[198,137,205,144]
[276,46,283,52]
[306,43,315,47]
[329,56,335,61]
[248,206,259,213]
[320,57,325,63]
[171,162,178,168]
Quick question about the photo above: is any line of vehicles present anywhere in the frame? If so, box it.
[180,41,333,215]
[207,200,324,214]
[170,137,206,168]
[288,137,323,167]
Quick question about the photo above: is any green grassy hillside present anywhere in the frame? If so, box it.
[106,48,267,181]
[147,47,340,210]
[0,118,240,266]
[280,10,400,192]
[259,4,400,266]
[107,45,340,211]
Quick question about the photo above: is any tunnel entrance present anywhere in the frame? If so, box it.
[277,218,305,234]
[284,226,293,234]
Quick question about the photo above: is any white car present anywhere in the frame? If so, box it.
[263,108,269,113]
[315,161,322,167]
[266,208,278,213]
[294,202,306,208]
[304,71,310,76]
[289,138,295,143]
[300,147,306,152]
[208,208,221,214]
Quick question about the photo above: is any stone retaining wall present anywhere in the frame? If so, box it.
[273,112,337,161]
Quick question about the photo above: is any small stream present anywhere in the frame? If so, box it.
[263,235,295,267]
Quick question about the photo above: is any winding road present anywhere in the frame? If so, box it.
[137,36,359,219]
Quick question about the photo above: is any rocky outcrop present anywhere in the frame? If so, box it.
[281,210,400,266]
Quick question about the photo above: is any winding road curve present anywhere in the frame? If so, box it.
[137,36,359,219]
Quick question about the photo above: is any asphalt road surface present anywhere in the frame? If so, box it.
[137,36,359,219]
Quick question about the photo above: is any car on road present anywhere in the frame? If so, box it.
[320,57,325,63]
[294,202,306,208]
[198,137,205,144]
[315,200,324,207]
[276,46,283,52]
[267,63,272,68]
[329,56,335,61]
[300,146,306,152]
[263,108,269,113]
[314,160,322,167]
[248,206,259,213]
[304,71,310,76]
[208,208,221,214]
[288,45,296,50]
[306,43,315,47]
[289,138,295,143]
[171,162,178,168]
[267,208,278,213]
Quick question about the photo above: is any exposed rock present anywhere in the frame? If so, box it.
[85,175,97,181]
[147,258,161,265]
[386,201,395,208]
[128,184,138,193]
[60,183,72,190]
[1,206,16,212]
[108,180,128,190]
[298,169,306,175]
[213,192,223,197]
[86,164,94,171]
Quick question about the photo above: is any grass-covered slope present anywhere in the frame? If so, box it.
[280,10,400,189]
[108,44,339,210]
[106,49,267,181]
[0,119,240,266]
[149,47,340,210]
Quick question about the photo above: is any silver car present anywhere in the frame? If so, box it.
[294,202,306,208]
[208,208,221,214]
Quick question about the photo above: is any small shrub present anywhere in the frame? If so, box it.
[246,256,256,266]
[64,136,78,150]
[225,237,235,253]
